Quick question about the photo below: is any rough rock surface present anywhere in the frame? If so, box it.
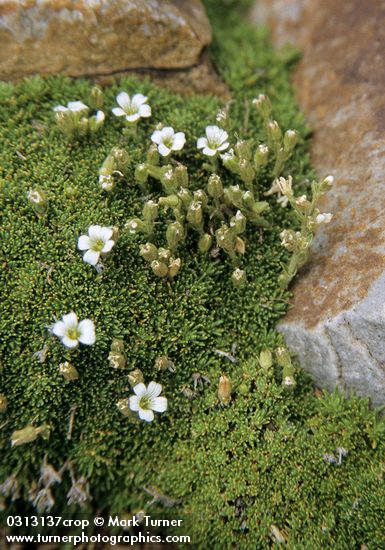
[0,0,228,97]
[252,0,385,406]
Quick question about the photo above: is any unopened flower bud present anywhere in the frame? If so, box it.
[126,218,144,234]
[158,248,171,262]
[59,361,79,381]
[276,347,292,368]
[218,375,232,405]
[99,174,114,191]
[11,424,50,447]
[207,173,223,199]
[193,189,208,208]
[259,349,273,371]
[135,163,148,186]
[224,185,243,208]
[177,187,192,208]
[174,164,189,187]
[283,129,298,152]
[231,268,246,287]
[143,200,158,223]
[234,237,246,254]
[151,260,169,278]
[221,149,239,173]
[147,144,159,165]
[187,201,203,228]
[315,213,333,225]
[28,189,48,217]
[0,394,7,412]
[320,175,334,192]
[254,144,269,168]
[158,194,180,208]
[252,94,272,119]
[139,242,158,262]
[230,210,247,234]
[239,159,255,185]
[127,369,144,387]
[235,140,252,161]
[166,222,184,250]
[198,233,212,253]
[168,258,181,278]
[242,190,255,209]
[112,147,130,172]
[90,85,104,110]
[266,120,282,144]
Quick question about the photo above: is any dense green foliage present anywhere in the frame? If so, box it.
[0,1,384,548]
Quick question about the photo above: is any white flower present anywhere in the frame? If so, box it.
[112,92,151,123]
[52,312,95,349]
[129,382,168,422]
[77,225,116,266]
[197,125,229,157]
[151,126,186,157]
[53,101,89,113]
[99,174,114,191]
[315,213,333,225]
[28,189,44,204]
[95,110,105,123]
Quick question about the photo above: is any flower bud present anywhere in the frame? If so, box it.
[276,347,292,369]
[160,167,178,194]
[320,175,334,192]
[235,140,252,161]
[59,361,79,381]
[252,94,272,119]
[168,258,181,278]
[139,242,158,262]
[221,149,239,173]
[155,355,175,372]
[207,173,223,199]
[193,189,208,208]
[158,247,171,263]
[177,187,193,208]
[151,260,169,278]
[224,185,243,208]
[112,147,130,172]
[116,398,131,417]
[295,194,310,211]
[89,85,104,110]
[242,190,255,209]
[142,200,158,223]
[127,369,144,387]
[174,164,189,187]
[158,194,180,208]
[254,144,269,168]
[147,144,159,165]
[216,225,237,255]
[89,110,105,132]
[276,176,293,198]
[283,129,298,152]
[238,159,255,185]
[231,268,246,287]
[0,394,7,412]
[126,218,144,235]
[230,210,247,234]
[135,163,148,186]
[11,424,50,447]
[99,174,115,192]
[259,350,273,371]
[186,201,203,228]
[315,212,333,225]
[198,233,213,253]
[166,222,184,250]
[109,352,126,369]
[28,188,48,217]
[218,375,232,405]
[234,237,246,255]
[266,120,282,145]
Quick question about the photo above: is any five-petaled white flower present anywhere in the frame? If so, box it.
[53,101,89,114]
[112,92,151,123]
[77,225,116,266]
[52,312,95,349]
[129,382,168,422]
[151,126,186,157]
[197,125,229,157]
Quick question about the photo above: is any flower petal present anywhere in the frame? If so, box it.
[95,110,105,123]
[129,395,140,411]
[88,225,103,240]
[126,113,140,122]
[100,227,113,242]
[151,130,162,144]
[83,249,100,266]
[77,235,91,251]
[162,126,175,139]
[62,312,78,327]
[112,107,126,117]
[78,319,95,345]
[116,92,130,110]
[132,93,148,107]
[61,336,79,349]
[138,104,151,118]
[53,105,67,112]
[139,409,154,422]
[52,320,66,337]
[133,383,147,397]
[205,125,219,140]
[158,143,171,157]
[217,141,229,152]
[68,101,88,112]
[197,137,207,149]
[147,381,162,398]
[101,240,115,253]
[173,132,186,150]
[152,396,168,413]
[202,146,217,157]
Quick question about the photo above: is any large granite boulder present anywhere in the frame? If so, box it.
[252,0,385,406]
[0,0,228,97]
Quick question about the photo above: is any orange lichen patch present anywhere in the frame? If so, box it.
[253,0,385,328]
